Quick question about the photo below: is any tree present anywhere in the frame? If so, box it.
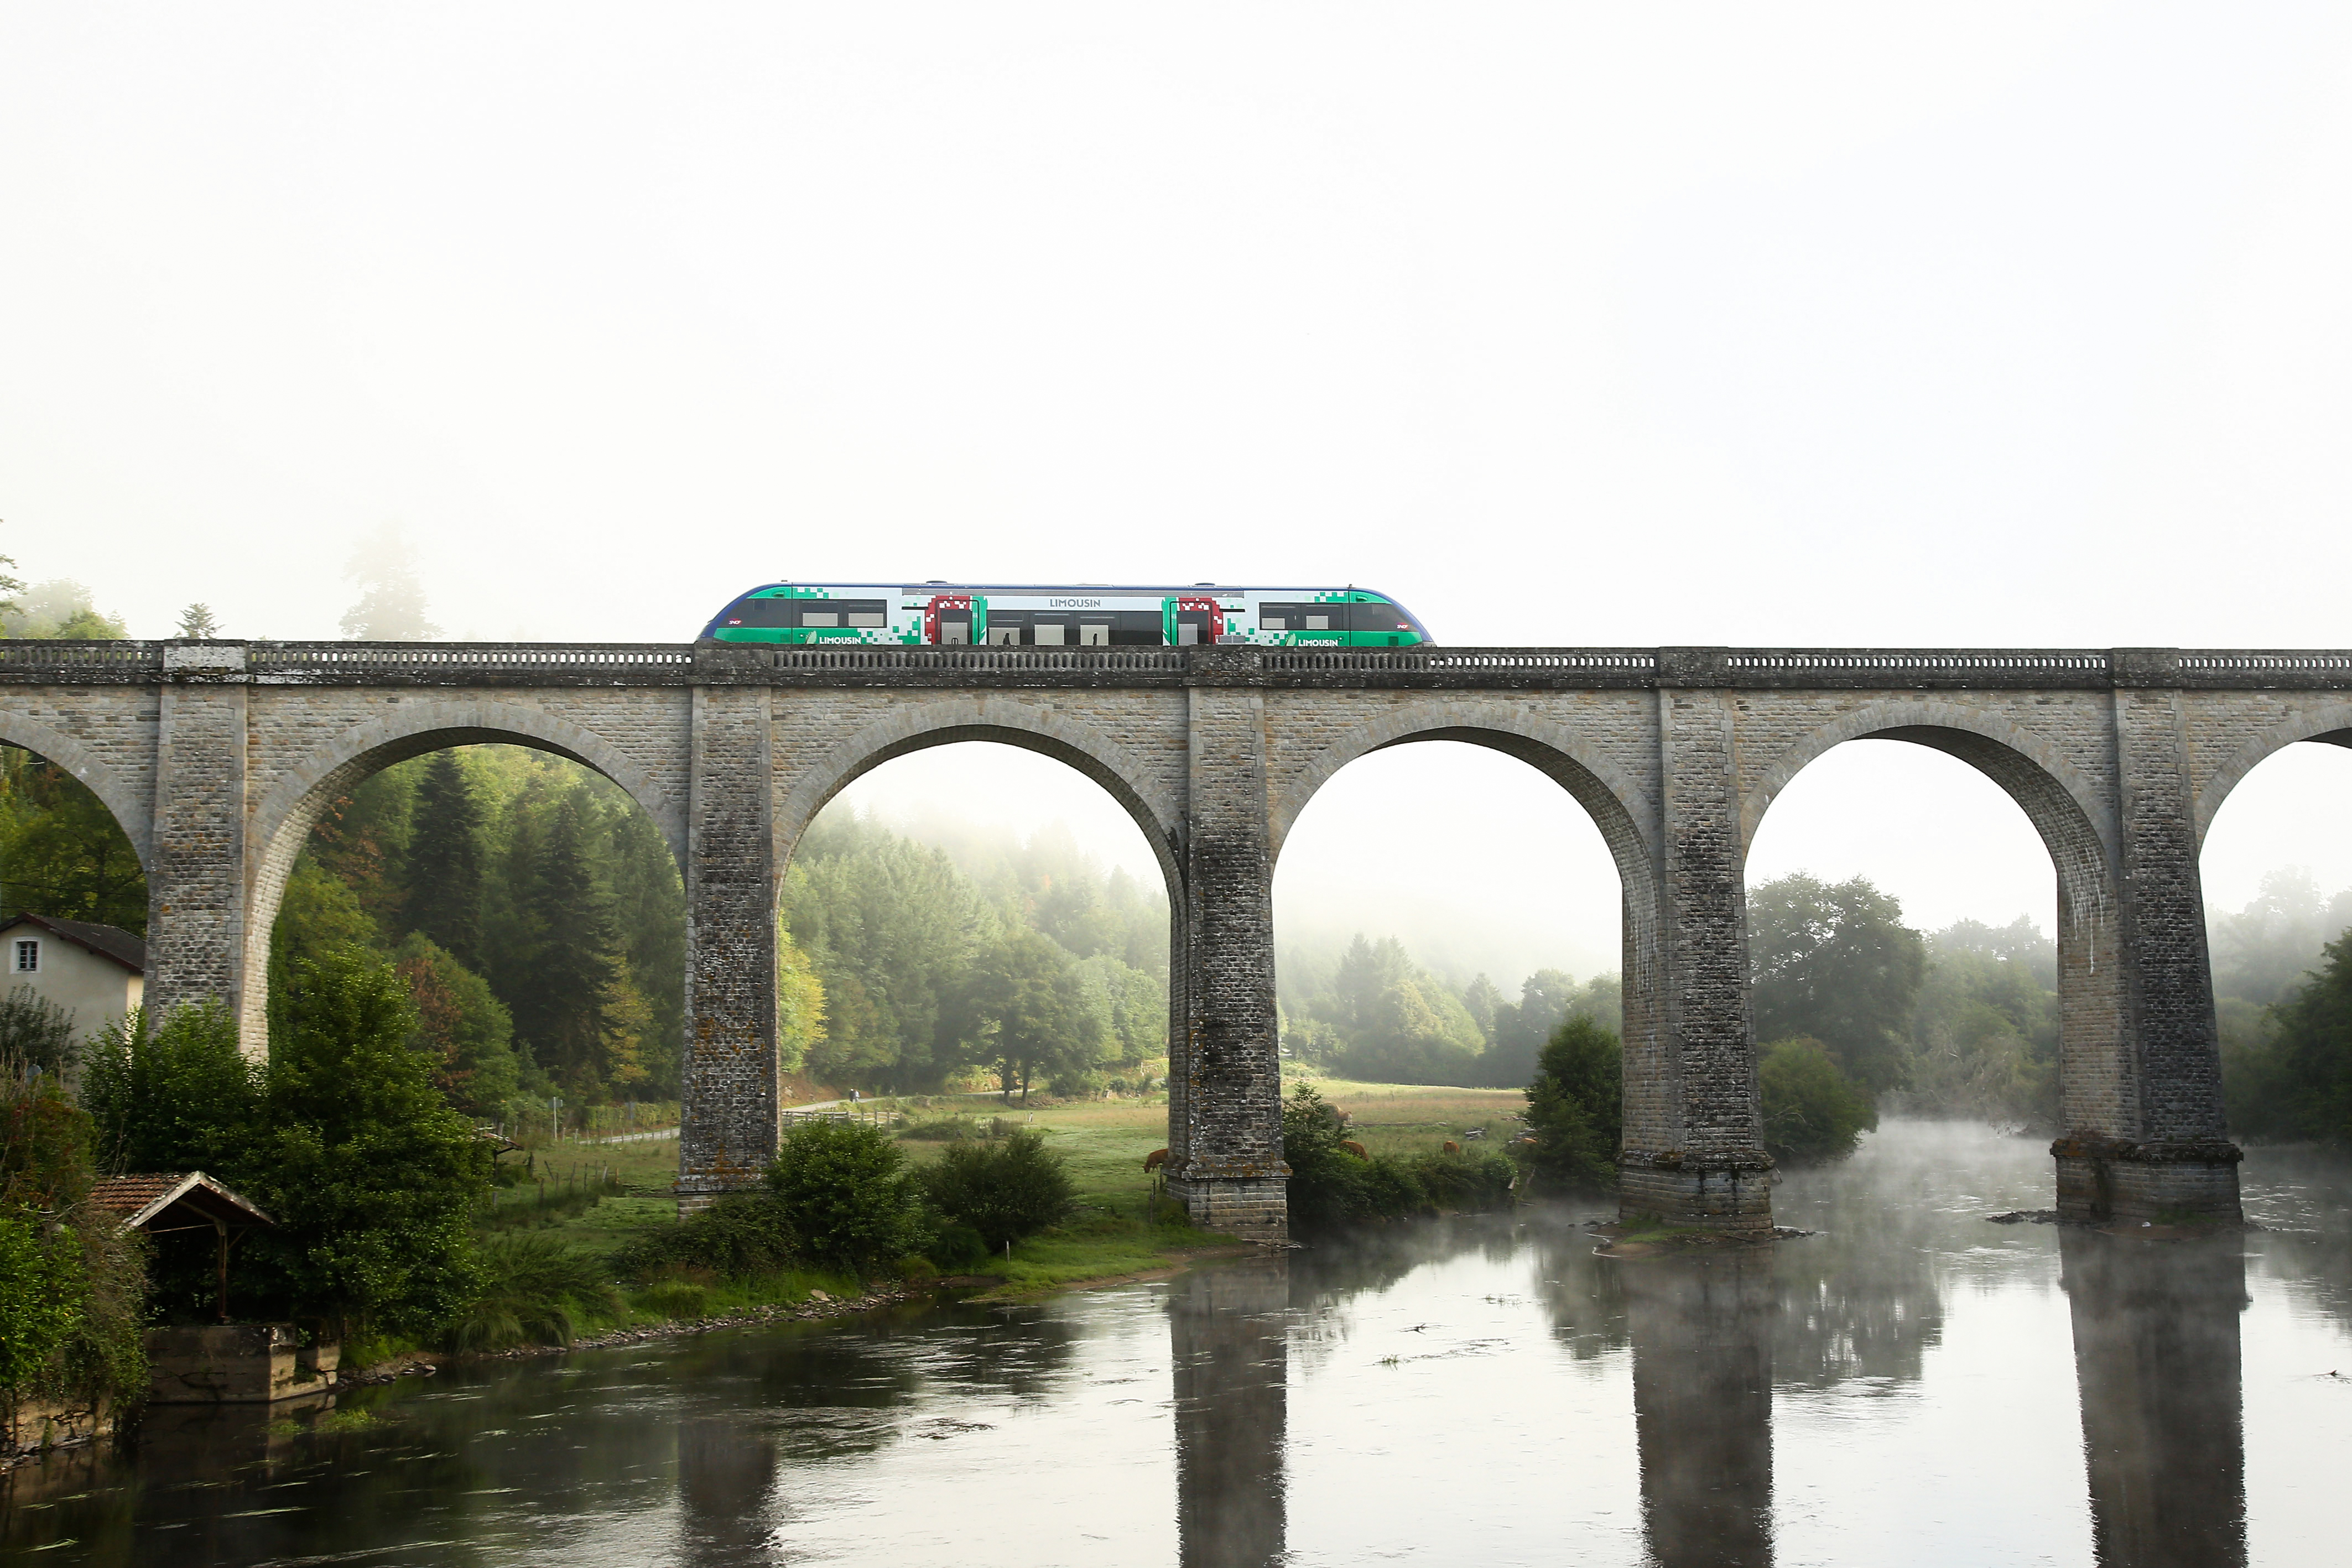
[80,1002,259,1176]
[1749,873,1923,1095]
[1,1055,147,1415]
[964,926,1098,1100]
[404,750,485,968]
[1758,1038,1877,1162]
[1523,1015,1622,1192]
[3,580,127,640]
[776,927,828,1074]
[175,603,221,638]
[508,786,621,1091]
[763,1119,921,1273]
[917,1129,1075,1252]
[0,747,148,933]
[244,947,491,1335]
[393,933,522,1116]
[2252,931,2352,1144]
[339,523,439,639]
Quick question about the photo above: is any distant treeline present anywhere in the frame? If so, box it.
[1288,868,2352,1143]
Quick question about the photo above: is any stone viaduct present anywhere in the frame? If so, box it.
[6,638,2349,1237]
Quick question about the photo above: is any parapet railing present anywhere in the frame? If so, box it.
[2174,652,2352,673]
[252,642,695,671]
[0,640,163,675]
[1720,650,2111,674]
[1261,648,1657,673]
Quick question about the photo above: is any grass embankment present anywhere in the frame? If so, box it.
[459,1079,1527,1348]
[1287,1075,1525,1159]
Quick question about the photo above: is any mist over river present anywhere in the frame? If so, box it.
[7,1118,2347,1567]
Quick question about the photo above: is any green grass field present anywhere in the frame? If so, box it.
[469,1077,1531,1332]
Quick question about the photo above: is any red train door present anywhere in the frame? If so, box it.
[1167,596,1223,647]
[926,594,974,645]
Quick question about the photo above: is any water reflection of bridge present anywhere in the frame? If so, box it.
[1161,1231,2248,1568]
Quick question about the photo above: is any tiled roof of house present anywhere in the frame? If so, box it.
[0,912,145,973]
[86,1172,273,1230]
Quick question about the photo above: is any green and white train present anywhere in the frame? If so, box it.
[700,582,1433,648]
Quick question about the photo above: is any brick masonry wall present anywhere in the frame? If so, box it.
[679,686,779,1204]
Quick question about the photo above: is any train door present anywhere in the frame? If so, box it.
[925,594,978,645]
[1162,596,1222,647]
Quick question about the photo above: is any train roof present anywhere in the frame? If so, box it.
[728,581,1408,597]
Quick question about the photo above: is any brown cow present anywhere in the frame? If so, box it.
[1339,1140,1368,1160]
[1442,1140,1461,1155]
[1143,1148,1169,1174]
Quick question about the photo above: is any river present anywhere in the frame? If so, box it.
[5,1118,2348,1566]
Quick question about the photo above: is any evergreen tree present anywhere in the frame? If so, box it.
[512,786,620,1090]
[405,749,485,967]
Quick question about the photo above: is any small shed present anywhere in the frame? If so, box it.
[87,1171,273,1324]
[0,912,144,1044]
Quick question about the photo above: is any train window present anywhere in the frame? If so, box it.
[847,610,886,628]
[986,626,1021,645]
[732,596,797,627]
[1079,621,1110,647]
[940,616,971,645]
[802,611,839,627]
[1260,601,1345,634]
[1033,623,1066,647]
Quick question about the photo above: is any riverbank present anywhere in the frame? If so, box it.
[460,1081,1512,1350]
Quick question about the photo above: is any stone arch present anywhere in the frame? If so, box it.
[2192,701,2352,850]
[773,697,1186,902]
[1266,700,1668,1156]
[1267,701,1659,918]
[1739,700,2117,908]
[240,700,685,1055]
[0,711,152,870]
[1740,699,2129,1137]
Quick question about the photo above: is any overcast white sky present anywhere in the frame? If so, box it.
[6,4,2351,978]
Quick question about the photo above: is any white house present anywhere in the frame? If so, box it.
[0,912,144,1043]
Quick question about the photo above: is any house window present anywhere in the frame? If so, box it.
[14,940,37,973]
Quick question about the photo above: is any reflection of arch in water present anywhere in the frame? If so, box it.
[0,712,153,871]
[1623,1252,1776,1567]
[1742,702,2135,1143]
[2061,1232,2247,1566]
[241,702,684,1055]
[1170,1257,1289,1568]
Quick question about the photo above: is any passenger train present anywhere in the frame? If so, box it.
[700,582,1433,648]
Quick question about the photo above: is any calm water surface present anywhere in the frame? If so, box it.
[6,1119,2350,1567]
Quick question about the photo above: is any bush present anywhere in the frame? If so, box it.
[446,1233,621,1352]
[0,987,77,1076]
[1054,1068,1108,1100]
[1,1059,147,1415]
[1522,1015,1622,1193]
[917,1129,1076,1253]
[1758,1038,1878,1163]
[898,1114,983,1142]
[632,1276,711,1319]
[1279,1083,1513,1237]
[764,1119,922,1273]
[80,1001,259,1177]
[1409,1147,1517,1210]
[612,1191,798,1282]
